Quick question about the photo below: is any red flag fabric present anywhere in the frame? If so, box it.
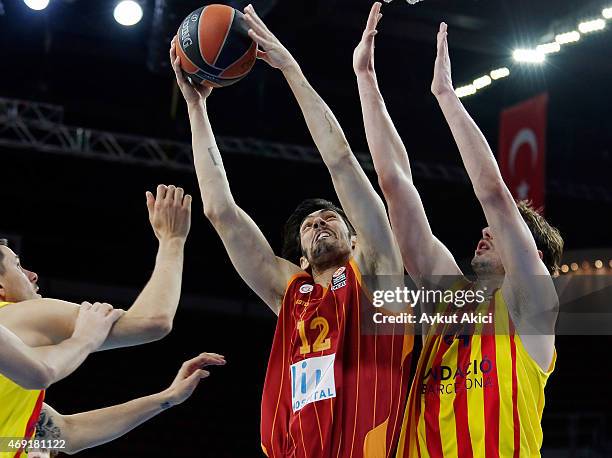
[498,93,548,211]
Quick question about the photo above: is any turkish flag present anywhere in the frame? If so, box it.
[498,93,548,211]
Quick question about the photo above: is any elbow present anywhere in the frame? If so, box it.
[474,179,513,205]
[203,202,235,227]
[147,316,174,341]
[24,363,56,390]
[377,169,412,198]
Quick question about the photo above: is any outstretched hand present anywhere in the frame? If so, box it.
[243,4,297,72]
[163,353,226,407]
[170,38,212,107]
[353,2,383,75]
[431,22,454,98]
[146,184,192,242]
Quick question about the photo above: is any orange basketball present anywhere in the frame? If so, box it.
[175,4,257,88]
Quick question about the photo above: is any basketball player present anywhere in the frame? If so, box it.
[170,4,413,456]
[0,301,122,389]
[354,4,562,455]
[0,184,192,456]
[32,352,225,455]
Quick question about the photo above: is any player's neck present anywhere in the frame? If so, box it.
[311,260,347,287]
[474,275,503,299]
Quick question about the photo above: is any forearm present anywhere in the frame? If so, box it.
[187,101,236,219]
[282,64,353,168]
[356,71,412,185]
[27,338,95,388]
[0,328,93,390]
[129,239,184,320]
[101,239,184,349]
[62,391,172,454]
[436,92,506,198]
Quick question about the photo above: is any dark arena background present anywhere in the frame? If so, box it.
[1,0,611,456]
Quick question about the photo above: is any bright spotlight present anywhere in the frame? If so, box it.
[537,42,561,54]
[473,75,492,89]
[455,84,477,98]
[555,31,581,44]
[603,7,612,19]
[490,67,510,80]
[114,0,143,26]
[23,0,49,10]
[578,19,606,33]
[513,49,545,63]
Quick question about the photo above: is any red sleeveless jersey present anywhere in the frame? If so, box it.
[261,260,413,458]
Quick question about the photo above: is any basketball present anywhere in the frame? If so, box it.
[175,4,258,88]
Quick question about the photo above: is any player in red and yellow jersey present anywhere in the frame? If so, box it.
[261,232,412,457]
[171,5,414,456]
[0,185,193,456]
[354,4,563,456]
[0,300,122,458]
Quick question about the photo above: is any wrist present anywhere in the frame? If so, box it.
[433,88,457,102]
[158,237,186,252]
[355,68,376,82]
[157,389,176,410]
[280,59,300,77]
[70,334,98,352]
[187,99,206,114]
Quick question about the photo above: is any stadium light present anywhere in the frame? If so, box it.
[555,31,581,44]
[114,0,143,26]
[578,18,606,33]
[603,7,612,19]
[537,42,561,54]
[23,0,49,10]
[455,84,477,98]
[490,67,510,80]
[473,75,492,89]
[513,49,545,63]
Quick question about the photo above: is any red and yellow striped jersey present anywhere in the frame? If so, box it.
[395,288,555,458]
[261,260,413,458]
[0,302,45,458]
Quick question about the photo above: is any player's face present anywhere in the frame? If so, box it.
[299,209,352,269]
[471,226,504,275]
[0,246,41,302]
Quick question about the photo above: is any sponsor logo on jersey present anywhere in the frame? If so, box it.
[299,284,314,294]
[332,267,346,278]
[290,354,336,412]
[331,268,347,291]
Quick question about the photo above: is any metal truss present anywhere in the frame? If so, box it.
[0,97,609,202]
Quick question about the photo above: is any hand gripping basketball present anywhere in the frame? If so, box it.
[243,4,297,72]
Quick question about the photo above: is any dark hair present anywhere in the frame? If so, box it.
[0,238,7,276]
[516,200,564,275]
[281,199,356,265]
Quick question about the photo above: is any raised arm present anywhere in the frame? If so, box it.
[243,5,400,275]
[432,23,557,369]
[35,353,225,455]
[0,185,190,351]
[0,303,121,389]
[96,184,192,350]
[353,3,462,284]
[170,41,300,314]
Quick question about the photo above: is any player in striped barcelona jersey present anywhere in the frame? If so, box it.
[0,185,193,458]
[354,3,564,457]
[171,4,414,456]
